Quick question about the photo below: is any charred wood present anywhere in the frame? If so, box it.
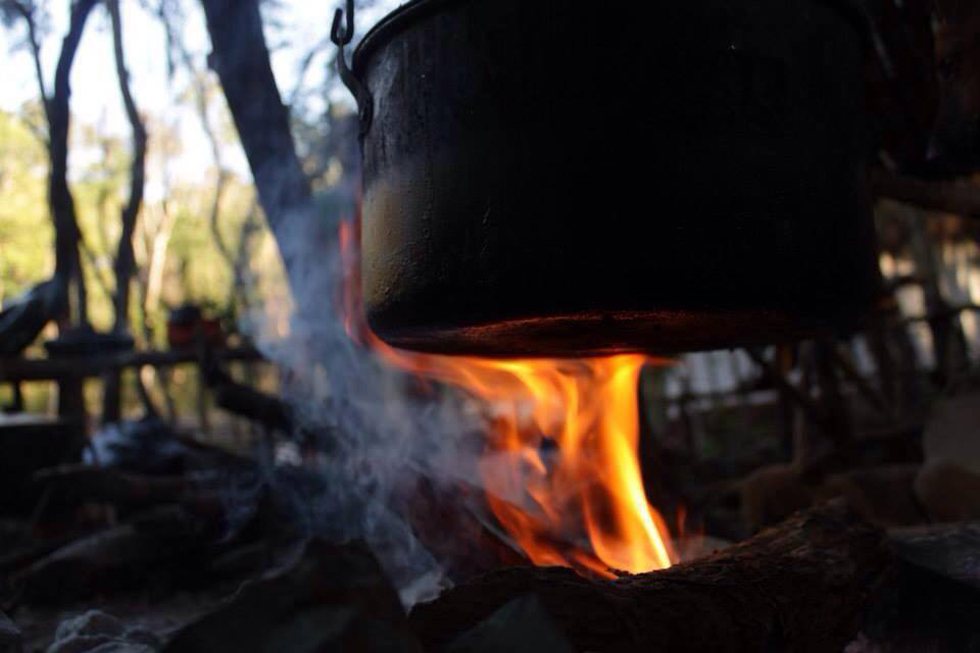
[410,502,890,653]
[30,465,215,516]
[163,539,421,653]
[11,505,219,604]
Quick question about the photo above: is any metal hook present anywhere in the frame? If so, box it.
[331,0,355,46]
[332,0,373,137]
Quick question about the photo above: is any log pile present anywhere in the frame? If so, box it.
[3,412,980,651]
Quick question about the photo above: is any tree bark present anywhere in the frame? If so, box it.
[198,0,314,294]
[45,0,99,420]
[49,0,98,323]
[410,502,890,653]
[102,0,149,423]
[10,1,52,126]
[10,0,91,333]
[106,0,147,335]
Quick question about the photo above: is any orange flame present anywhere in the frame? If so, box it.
[338,216,675,577]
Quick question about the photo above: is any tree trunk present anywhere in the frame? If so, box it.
[49,0,98,323]
[102,0,149,424]
[48,0,98,421]
[198,0,315,295]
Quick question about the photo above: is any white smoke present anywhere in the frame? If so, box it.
[243,189,488,607]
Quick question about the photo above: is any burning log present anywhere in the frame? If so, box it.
[410,502,890,653]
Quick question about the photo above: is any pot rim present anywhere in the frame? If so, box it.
[351,0,873,75]
[352,0,462,74]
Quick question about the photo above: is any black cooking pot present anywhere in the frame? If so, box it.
[336,0,878,357]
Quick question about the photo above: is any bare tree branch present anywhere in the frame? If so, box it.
[154,2,237,296]
[9,1,52,132]
[78,231,114,301]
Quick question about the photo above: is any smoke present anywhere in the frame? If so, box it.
[241,180,488,607]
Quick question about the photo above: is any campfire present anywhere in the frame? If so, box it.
[6,0,980,650]
[341,218,676,577]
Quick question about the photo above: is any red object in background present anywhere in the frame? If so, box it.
[166,305,225,349]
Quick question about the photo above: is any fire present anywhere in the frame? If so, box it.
[339,216,675,577]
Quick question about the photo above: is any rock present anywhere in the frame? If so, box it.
[47,610,161,653]
[0,610,23,653]
[889,522,980,590]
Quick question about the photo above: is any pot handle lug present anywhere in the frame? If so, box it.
[332,0,374,137]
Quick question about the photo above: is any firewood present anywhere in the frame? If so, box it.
[163,539,421,653]
[209,376,293,434]
[410,501,891,653]
[12,505,218,604]
[33,465,192,510]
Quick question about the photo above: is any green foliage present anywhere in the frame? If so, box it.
[0,109,53,304]
[0,102,285,347]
